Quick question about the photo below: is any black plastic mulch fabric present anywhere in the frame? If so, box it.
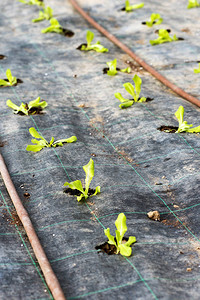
[0,0,200,299]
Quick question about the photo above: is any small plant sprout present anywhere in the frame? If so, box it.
[106,59,131,76]
[194,63,200,73]
[115,74,146,108]
[150,29,178,46]
[26,127,77,152]
[41,18,64,34]
[0,69,17,87]
[7,97,47,115]
[80,31,109,53]
[175,106,200,133]
[144,13,163,27]
[32,6,53,23]
[104,213,136,256]
[19,0,44,7]
[64,159,100,201]
[187,0,200,8]
[124,0,144,12]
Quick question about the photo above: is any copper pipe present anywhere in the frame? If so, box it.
[0,153,66,300]
[69,0,200,108]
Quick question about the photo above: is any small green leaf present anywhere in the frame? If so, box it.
[119,100,134,109]
[123,82,136,99]
[194,63,200,73]
[29,127,46,140]
[6,100,20,111]
[53,136,77,146]
[92,186,100,197]
[145,13,163,27]
[86,30,94,46]
[120,67,131,73]
[175,106,184,128]
[41,18,63,34]
[138,97,147,102]
[49,137,55,146]
[0,79,10,86]
[64,179,84,192]
[150,29,178,46]
[133,74,142,101]
[187,0,200,8]
[83,158,94,194]
[187,126,200,133]
[118,244,132,256]
[125,236,137,247]
[104,228,117,246]
[26,145,44,152]
[125,0,144,12]
[115,213,127,243]
[106,59,118,76]
[114,92,130,103]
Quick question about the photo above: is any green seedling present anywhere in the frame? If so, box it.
[175,106,200,133]
[115,74,146,108]
[106,59,131,76]
[145,13,163,27]
[41,18,64,34]
[26,127,77,152]
[194,63,200,73]
[32,6,53,23]
[0,69,17,87]
[80,31,109,53]
[104,213,136,256]
[7,97,47,115]
[124,0,144,12]
[150,29,178,45]
[19,0,44,7]
[64,158,100,201]
[187,0,200,8]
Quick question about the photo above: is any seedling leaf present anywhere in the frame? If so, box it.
[125,0,144,12]
[104,213,136,256]
[187,0,200,8]
[107,59,118,76]
[32,6,53,22]
[145,13,163,27]
[194,63,200,73]
[150,29,178,45]
[27,128,77,152]
[0,69,17,86]
[120,67,131,73]
[41,18,63,34]
[81,30,109,53]
[175,106,200,133]
[19,0,44,7]
[7,97,47,115]
[63,159,100,201]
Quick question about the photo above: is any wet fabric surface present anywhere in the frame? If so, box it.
[0,0,200,299]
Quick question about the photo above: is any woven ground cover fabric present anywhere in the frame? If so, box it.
[0,0,200,299]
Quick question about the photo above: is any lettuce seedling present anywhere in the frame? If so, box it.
[32,6,53,23]
[26,127,77,152]
[64,158,100,201]
[194,63,200,73]
[175,106,200,133]
[106,59,131,76]
[104,213,136,256]
[124,0,144,12]
[80,31,109,53]
[115,74,146,108]
[145,13,163,27]
[150,29,178,46]
[7,97,47,115]
[0,69,17,87]
[41,18,64,34]
[187,0,200,8]
[19,0,44,7]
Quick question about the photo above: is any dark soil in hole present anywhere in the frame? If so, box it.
[24,192,30,198]
[155,29,171,33]
[0,78,23,88]
[121,7,133,11]
[142,21,156,25]
[77,43,87,50]
[0,54,6,59]
[62,28,74,37]
[178,37,184,41]
[130,97,154,102]
[17,106,44,115]
[96,237,129,255]
[0,140,7,147]
[103,67,121,74]
[64,187,96,197]
[157,125,178,133]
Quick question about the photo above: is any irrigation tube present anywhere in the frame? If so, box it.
[69,0,200,108]
[0,153,66,300]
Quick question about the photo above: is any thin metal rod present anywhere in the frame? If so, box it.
[0,153,66,300]
[69,0,200,108]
